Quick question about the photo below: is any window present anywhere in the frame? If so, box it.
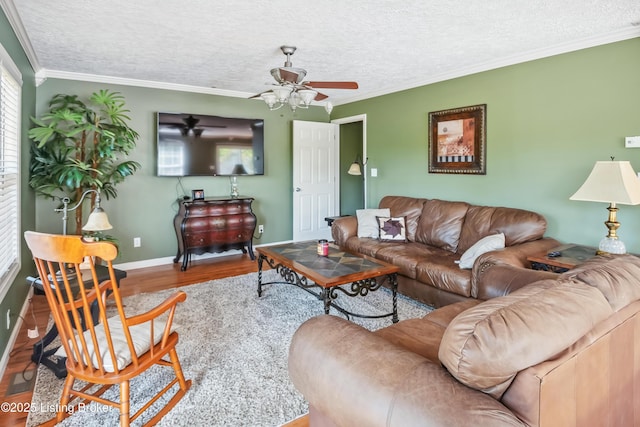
[0,43,21,301]
[217,143,255,175]
[157,140,185,176]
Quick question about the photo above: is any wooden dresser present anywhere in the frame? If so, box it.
[173,196,256,270]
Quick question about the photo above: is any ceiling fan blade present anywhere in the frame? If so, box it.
[272,67,307,84]
[280,69,299,83]
[303,81,359,89]
[314,92,329,101]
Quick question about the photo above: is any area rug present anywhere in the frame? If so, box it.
[27,270,432,427]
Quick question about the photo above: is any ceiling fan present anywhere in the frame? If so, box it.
[253,46,359,111]
[165,115,225,137]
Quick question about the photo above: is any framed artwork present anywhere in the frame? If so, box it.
[428,104,486,174]
[192,189,205,200]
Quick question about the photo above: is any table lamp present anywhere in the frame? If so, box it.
[229,164,248,198]
[570,160,640,254]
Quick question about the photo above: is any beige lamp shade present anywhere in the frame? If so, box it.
[82,208,113,232]
[348,162,362,176]
[570,161,640,205]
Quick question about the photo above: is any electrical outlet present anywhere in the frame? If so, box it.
[133,237,141,247]
[258,225,264,233]
[6,309,10,330]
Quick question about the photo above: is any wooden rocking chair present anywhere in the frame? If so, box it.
[24,231,192,426]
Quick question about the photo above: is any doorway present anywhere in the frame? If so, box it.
[291,120,338,241]
[333,114,367,214]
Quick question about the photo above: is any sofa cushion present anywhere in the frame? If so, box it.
[438,279,613,399]
[356,208,390,238]
[414,199,469,252]
[457,233,505,269]
[373,318,443,363]
[379,196,426,242]
[374,301,481,363]
[561,253,640,311]
[376,216,407,242]
[341,236,391,258]
[457,205,547,253]
[415,256,473,297]
[376,243,446,279]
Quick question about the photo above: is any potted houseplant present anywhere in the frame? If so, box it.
[29,89,141,235]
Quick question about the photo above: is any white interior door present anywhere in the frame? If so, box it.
[292,120,339,241]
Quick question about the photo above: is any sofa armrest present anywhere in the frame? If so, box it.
[289,315,525,427]
[331,215,357,245]
[472,263,559,299]
[471,237,561,299]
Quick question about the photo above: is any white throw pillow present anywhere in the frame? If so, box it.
[356,208,391,238]
[457,233,505,269]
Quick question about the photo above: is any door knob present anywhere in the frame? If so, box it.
[295,187,301,192]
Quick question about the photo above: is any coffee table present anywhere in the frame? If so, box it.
[256,241,399,323]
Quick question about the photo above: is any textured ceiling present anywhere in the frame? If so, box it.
[8,0,640,104]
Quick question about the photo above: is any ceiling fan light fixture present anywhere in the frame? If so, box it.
[260,92,277,107]
[260,87,315,111]
[324,101,333,114]
[288,92,300,111]
[272,86,293,102]
[297,89,317,106]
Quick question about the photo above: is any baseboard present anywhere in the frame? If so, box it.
[0,286,35,380]
[113,239,294,271]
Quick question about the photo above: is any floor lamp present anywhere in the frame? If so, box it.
[55,189,113,236]
[53,189,113,277]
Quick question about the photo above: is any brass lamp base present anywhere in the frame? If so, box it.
[598,203,626,255]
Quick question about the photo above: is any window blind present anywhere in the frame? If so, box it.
[0,47,21,301]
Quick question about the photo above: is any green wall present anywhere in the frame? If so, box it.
[0,8,36,359]
[333,38,640,253]
[33,81,328,263]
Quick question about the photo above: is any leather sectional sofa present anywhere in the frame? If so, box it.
[331,195,560,307]
[289,254,640,426]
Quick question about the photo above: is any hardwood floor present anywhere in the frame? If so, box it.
[0,254,309,427]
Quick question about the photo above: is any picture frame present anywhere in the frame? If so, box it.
[192,189,205,200]
[428,104,486,175]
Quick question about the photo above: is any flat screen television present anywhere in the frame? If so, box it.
[156,112,264,177]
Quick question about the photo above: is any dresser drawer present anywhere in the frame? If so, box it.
[183,214,255,232]
[183,200,252,217]
[185,229,253,247]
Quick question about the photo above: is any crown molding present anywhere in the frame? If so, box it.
[334,27,640,106]
[0,0,41,76]
[38,68,255,98]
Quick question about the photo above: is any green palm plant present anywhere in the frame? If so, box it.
[29,89,141,234]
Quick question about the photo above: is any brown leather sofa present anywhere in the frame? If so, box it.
[331,195,560,307]
[289,254,640,427]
